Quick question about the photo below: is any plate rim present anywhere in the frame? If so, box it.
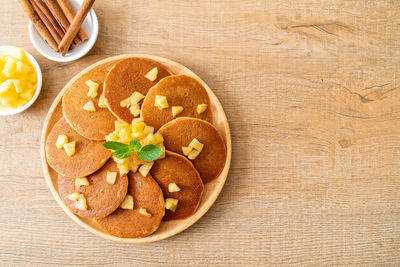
[40,54,232,243]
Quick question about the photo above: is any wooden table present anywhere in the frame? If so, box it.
[0,0,399,265]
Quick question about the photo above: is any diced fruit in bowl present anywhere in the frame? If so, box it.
[165,198,179,212]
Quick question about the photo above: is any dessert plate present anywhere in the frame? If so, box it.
[40,54,231,243]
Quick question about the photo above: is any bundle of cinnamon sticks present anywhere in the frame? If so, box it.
[17,0,95,56]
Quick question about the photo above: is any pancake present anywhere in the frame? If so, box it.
[141,75,212,131]
[151,151,204,221]
[58,159,128,218]
[158,118,226,183]
[62,70,117,140]
[96,171,165,238]
[46,118,112,178]
[103,57,170,123]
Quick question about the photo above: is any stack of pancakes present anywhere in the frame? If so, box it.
[45,57,227,238]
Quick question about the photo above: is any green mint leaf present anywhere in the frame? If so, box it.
[113,148,133,159]
[137,144,162,161]
[129,140,142,151]
[102,141,128,151]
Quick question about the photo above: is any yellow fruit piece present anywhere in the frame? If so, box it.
[132,119,146,133]
[182,146,193,156]
[117,162,130,176]
[75,194,88,211]
[154,95,169,110]
[197,104,208,114]
[171,105,183,117]
[120,91,145,108]
[139,208,152,217]
[168,183,181,193]
[120,194,134,210]
[67,192,80,201]
[144,67,158,81]
[139,162,154,177]
[188,149,201,160]
[83,100,96,111]
[63,141,76,157]
[129,103,140,116]
[56,134,68,149]
[98,93,107,108]
[106,171,117,185]
[86,80,99,98]
[189,138,204,152]
[165,198,179,212]
[75,177,89,187]
[0,47,28,62]
[120,96,131,108]
[0,80,13,95]
[151,132,164,145]
[2,57,17,78]
[143,126,154,136]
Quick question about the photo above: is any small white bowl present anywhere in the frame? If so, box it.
[28,0,98,62]
[0,46,42,116]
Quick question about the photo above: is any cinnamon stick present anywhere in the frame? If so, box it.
[29,0,62,44]
[16,0,59,51]
[56,0,88,41]
[31,0,65,40]
[58,0,95,56]
[42,0,82,45]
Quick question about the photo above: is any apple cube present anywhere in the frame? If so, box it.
[120,194,134,210]
[182,146,192,156]
[75,194,88,211]
[139,162,154,177]
[106,171,117,185]
[67,192,80,201]
[98,93,107,108]
[188,149,201,160]
[165,198,179,212]
[139,208,152,217]
[75,177,89,187]
[144,67,158,81]
[85,80,99,98]
[56,134,68,149]
[189,138,204,152]
[83,100,96,111]
[197,104,208,114]
[168,183,181,193]
[63,141,76,157]
[129,103,140,116]
[171,105,183,117]
[154,95,169,110]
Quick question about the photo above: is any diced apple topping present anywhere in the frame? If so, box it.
[86,80,99,98]
[75,177,89,187]
[165,198,179,212]
[120,91,145,108]
[63,141,76,157]
[197,104,208,114]
[139,162,154,177]
[143,126,154,135]
[144,67,158,81]
[106,171,117,185]
[189,138,204,152]
[75,194,88,211]
[154,95,169,110]
[98,93,107,108]
[129,103,140,116]
[120,194,134,210]
[67,192,80,201]
[182,146,192,156]
[171,105,184,117]
[56,134,68,149]
[168,183,181,193]
[83,100,96,111]
[152,132,164,144]
[117,162,130,176]
[188,149,201,160]
[139,208,152,217]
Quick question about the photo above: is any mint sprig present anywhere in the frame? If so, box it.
[103,140,162,161]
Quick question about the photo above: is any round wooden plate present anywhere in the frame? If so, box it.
[40,54,232,243]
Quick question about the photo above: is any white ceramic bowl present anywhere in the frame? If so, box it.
[0,46,42,116]
[28,0,98,62]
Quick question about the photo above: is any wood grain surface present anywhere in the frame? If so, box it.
[0,0,399,266]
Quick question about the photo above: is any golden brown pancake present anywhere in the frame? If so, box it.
[96,171,165,238]
[62,70,117,140]
[158,118,226,183]
[46,118,112,178]
[103,57,170,123]
[151,151,204,221]
[58,159,128,218]
[141,75,212,131]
